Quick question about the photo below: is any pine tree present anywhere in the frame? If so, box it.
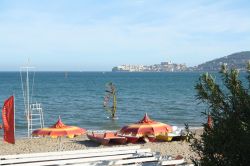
[192,62,250,166]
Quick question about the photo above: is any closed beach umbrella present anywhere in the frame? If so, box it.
[120,113,172,137]
[207,113,213,129]
[32,117,86,138]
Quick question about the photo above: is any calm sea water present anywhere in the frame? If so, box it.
[0,72,208,137]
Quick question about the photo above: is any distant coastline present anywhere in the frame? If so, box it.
[112,61,187,72]
[112,51,250,72]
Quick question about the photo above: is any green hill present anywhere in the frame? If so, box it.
[195,51,250,71]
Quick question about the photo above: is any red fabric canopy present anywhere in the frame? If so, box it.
[120,113,172,137]
[32,117,86,138]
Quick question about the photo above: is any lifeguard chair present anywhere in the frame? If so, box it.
[20,63,45,138]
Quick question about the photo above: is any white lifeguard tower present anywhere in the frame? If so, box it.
[20,63,44,138]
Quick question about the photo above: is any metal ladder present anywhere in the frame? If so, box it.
[28,103,44,137]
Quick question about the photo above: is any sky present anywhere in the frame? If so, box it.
[0,0,250,71]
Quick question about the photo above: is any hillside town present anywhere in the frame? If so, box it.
[112,61,188,72]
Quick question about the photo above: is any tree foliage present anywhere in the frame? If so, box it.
[192,62,250,166]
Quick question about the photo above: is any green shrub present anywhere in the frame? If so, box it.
[191,63,250,166]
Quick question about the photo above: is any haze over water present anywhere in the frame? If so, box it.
[0,72,206,137]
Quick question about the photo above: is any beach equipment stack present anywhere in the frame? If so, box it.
[32,117,86,138]
[119,113,173,142]
[32,117,86,150]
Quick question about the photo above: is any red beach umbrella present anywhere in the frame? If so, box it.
[32,117,86,138]
[120,113,173,137]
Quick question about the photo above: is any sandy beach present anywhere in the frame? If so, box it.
[0,129,202,163]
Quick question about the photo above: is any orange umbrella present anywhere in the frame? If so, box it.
[32,117,86,138]
[120,113,172,137]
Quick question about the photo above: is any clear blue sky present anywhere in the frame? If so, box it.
[0,0,250,71]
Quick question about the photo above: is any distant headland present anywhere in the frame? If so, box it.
[112,51,250,72]
[193,51,250,71]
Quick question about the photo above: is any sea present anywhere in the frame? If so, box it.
[0,71,213,137]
